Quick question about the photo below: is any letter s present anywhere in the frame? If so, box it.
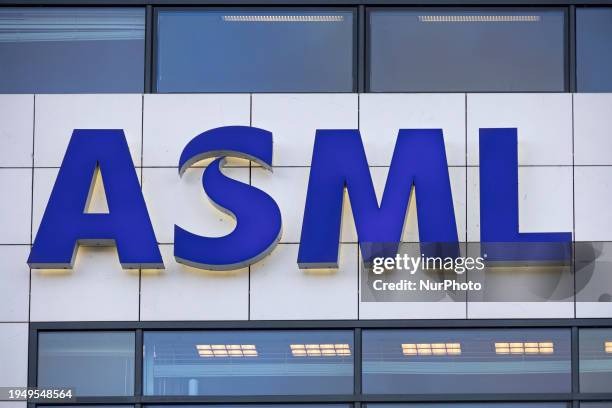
[174,126,282,270]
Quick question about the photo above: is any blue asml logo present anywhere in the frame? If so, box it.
[27,126,571,271]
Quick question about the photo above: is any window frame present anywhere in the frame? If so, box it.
[27,319,612,408]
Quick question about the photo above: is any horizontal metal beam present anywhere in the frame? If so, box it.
[32,393,612,405]
[2,0,612,6]
[29,317,612,331]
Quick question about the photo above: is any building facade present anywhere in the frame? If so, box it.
[1,2,612,408]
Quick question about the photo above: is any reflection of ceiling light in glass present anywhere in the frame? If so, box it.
[418,15,540,23]
[290,344,351,357]
[196,344,258,357]
[495,341,554,355]
[605,341,612,354]
[401,343,461,356]
[222,15,344,23]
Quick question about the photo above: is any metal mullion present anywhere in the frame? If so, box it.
[144,5,153,93]
[568,5,577,92]
[151,6,159,93]
[357,5,366,93]
[135,329,144,397]
[27,324,38,388]
[354,328,362,397]
[572,326,580,396]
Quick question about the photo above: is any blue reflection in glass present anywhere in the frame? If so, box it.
[579,328,612,392]
[156,10,354,92]
[368,9,566,92]
[363,329,571,394]
[38,332,135,396]
[0,8,145,93]
[143,330,354,395]
[577,8,612,92]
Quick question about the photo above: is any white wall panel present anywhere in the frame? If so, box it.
[143,94,250,167]
[142,166,248,244]
[359,251,467,319]
[576,303,612,318]
[576,242,612,317]
[140,245,248,321]
[467,166,573,241]
[0,95,33,167]
[0,246,30,322]
[574,93,612,165]
[34,94,143,167]
[252,94,358,166]
[0,169,32,244]
[0,323,28,387]
[250,243,358,320]
[468,302,575,318]
[467,93,572,165]
[575,166,612,241]
[30,246,139,321]
[360,93,466,166]
[0,92,607,322]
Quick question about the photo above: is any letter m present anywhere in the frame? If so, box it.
[298,129,458,268]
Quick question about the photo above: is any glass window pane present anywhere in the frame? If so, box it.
[156,9,355,92]
[363,329,571,394]
[581,405,612,408]
[0,8,145,93]
[368,9,566,92]
[143,330,354,395]
[577,8,612,92]
[579,328,612,392]
[146,406,348,408]
[37,331,135,396]
[367,405,569,408]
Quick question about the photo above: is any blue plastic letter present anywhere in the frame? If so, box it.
[298,129,458,268]
[174,126,282,270]
[28,129,163,269]
[480,128,572,261]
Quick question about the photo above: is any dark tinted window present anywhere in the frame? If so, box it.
[156,10,355,92]
[362,329,571,394]
[579,328,612,392]
[577,8,612,92]
[368,9,566,92]
[0,8,145,93]
[143,330,354,395]
[37,331,135,396]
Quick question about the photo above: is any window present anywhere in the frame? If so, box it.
[577,8,612,92]
[362,329,571,394]
[0,8,145,93]
[155,9,355,92]
[581,405,612,408]
[579,328,612,392]
[37,331,135,396]
[368,9,566,92]
[143,330,354,395]
[367,405,569,408]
